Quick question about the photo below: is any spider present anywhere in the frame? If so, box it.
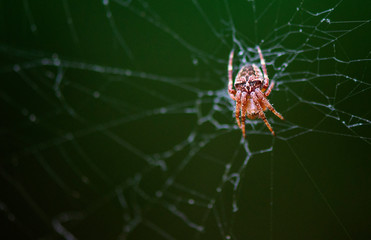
[228,46,284,137]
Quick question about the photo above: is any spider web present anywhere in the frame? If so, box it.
[1,0,371,239]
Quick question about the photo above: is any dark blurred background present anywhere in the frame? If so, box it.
[1,0,371,239]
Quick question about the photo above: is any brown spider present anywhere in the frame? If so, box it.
[228,46,284,137]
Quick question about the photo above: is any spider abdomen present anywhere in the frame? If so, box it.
[234,64,264,94]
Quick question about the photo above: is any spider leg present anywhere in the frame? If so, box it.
[265,81,275,97]
[256,89,284,120]
[240,92,248,138]
[235,90,242,129]
[257,46,269,92]
[228,49,236,100]
[251,92,275,136]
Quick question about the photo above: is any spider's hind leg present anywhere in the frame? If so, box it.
[235,91,242,129]
[240,92,248,138]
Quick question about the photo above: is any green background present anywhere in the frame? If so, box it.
[1,0,371,239]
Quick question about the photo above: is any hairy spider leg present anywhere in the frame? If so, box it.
[235,90,242,128]
[228,49,236,100]
[265,81,275,97]
[256,89,285,120]
[257,46,269,92]
[251,92,275,136]
[240,92,248,138]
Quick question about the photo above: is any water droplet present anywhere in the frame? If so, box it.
[65,133,73,140]
[93,91,100,98]
[188,199,195,205]
[52,55,60,66]
[169,205,176,211]
[13,64,20,72]
[81,176,89,183]
[29,114,36,122]
[174,145,182,151]
[30,24,37,32]
[125,70,132,76]
[159,107,166,114]
[196,226,204,232]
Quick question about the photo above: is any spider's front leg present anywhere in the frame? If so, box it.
[265,81,275,97]
[257,46,269,92]
[228,49,236,100]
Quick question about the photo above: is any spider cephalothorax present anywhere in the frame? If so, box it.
[228,46,284,137]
